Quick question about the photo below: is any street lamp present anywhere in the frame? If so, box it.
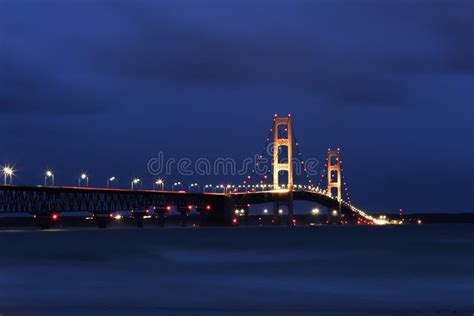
[172,182,182,191]
[2,165,14,185]
[44,170,54,186]
[154,179,164,191]
[131,178,141,190]
[311,208,320,216]
[189,183,199,192]
[107,177,116,188]
[79,173,89,187]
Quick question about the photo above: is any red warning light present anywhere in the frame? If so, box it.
[166,206,172,211]
[51,213,59,221]
[232,217,238,225]
[206,205,212,211]
[187,205,193,211]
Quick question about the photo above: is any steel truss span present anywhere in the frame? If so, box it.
[0,186,225,213]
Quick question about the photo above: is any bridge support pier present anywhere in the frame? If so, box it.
[272,193,295,226]
[132,210,147,228]
[94,211,111,229]
[158,209,166,227]
[154,207,167,227]
[272,202,281,225]
[327,202,342,225]
[33,211,59,230]
[178,206,189,227]
[197,209,205,226]
[287,196,294,226]
[243,206,250,226]
[196,205,212,227]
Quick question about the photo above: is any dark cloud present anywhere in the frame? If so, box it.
[0,1,115,115]
[0,58,108,115]
[2,0,473,109]
[83,0,474,106]
[1,0,472,113]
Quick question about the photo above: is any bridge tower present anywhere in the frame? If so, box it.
[273,115,294,190]
[327,149,342,201]
[272,114,294,224]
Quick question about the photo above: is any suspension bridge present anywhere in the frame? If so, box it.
[0,114,383,228]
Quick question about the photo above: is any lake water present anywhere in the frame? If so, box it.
[0,225,473,315]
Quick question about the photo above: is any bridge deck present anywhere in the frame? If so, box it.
[0,186,375,223]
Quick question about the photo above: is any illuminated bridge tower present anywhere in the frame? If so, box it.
[273,115,294,190]
[327,149,342,201]
[272,114,294,224]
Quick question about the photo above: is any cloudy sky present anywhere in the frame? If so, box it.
[1,0,473,212]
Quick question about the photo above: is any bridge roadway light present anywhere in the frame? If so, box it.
[79,173,89,187]
[107,176,116,188]
[44,170,55,186]
[311,208,320,215]
[332,210,338,216]
[189,183,199,192]
[154,179,164,191]
[2,166,14,185]
[131,178,141,190]
[172,181,183,191]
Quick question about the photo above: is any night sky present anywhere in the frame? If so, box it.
[1,0,473,213]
